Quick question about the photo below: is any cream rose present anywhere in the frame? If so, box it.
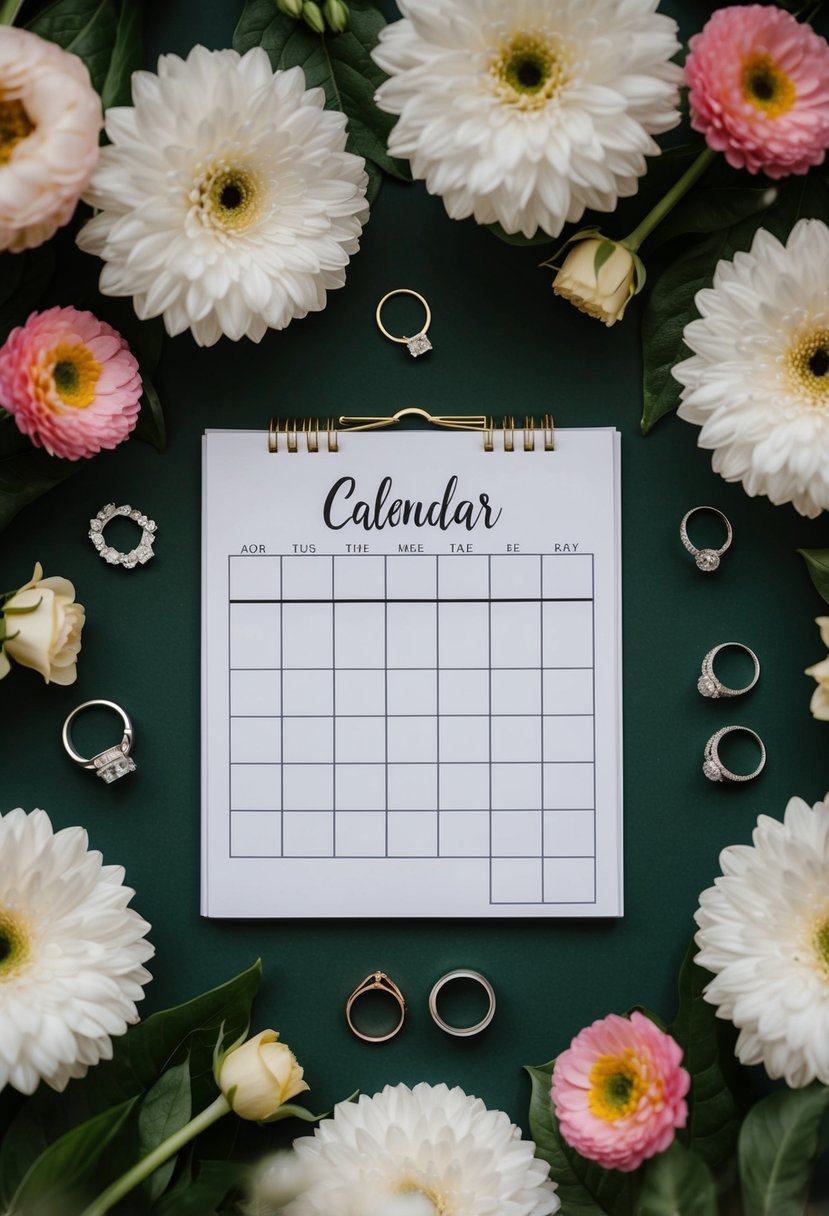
[218,1029,309,1121]
[805,617,829,720]
[0,562,85,685]
[553,238,637,327]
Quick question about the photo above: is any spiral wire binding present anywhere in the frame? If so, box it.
[267,412,554,452]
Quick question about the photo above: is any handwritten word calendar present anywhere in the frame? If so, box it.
[201,426,622,917]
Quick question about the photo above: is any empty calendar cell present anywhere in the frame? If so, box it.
[544,810,595,856]
[336,716,385,763]
[283,763,333,811]
[490,554,540,600]
[388,811,437,857]
[387,716,437,763]
[231,718,280,764]
[439,668,489,714]
[335,764,386,811]
[544,857,595,902]
[334,602,385,667]
[542,554,593,599]
[231,811,281,857]
[230,555,280,601]
[230,603,280,668]
[543,762,594,809]
[282,669,333,716]
[439,763,489,810]
[336,811,386,857]
[492,810,542,856]
[334,555,385,600]
[283,811,333,857]
[283,717,332,764]
[231,764,280,811]
[387,669,436,715]
[489,601,541,668]
[439,810,490,857]
[281,555,332,600]
[491,858,542,903]
[491,668,541,715]
[544,716,594,762]
[543,668,593,715]
[543,602,593,667]
[388,764,437,810]
[231,669,280,717]
[439,716,489,762]
[438,556,489,599]
[387,602,436,668]
[438,602,489,667]
[386,555,436,600]
[336,669,386,716]
[491,762,541,810]
[491,716,542,763]
[281,603,333,668]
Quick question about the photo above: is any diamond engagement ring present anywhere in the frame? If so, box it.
[89,503,157,569]
[698,642,760,699]
[375,288,433,358]
[346,971,406,1043]
[703,726,766,783]
[62,699,136,784]
[680,506,732,572]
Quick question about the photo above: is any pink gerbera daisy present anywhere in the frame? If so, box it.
[551,1011,689,1173]
[0,306,142,460]
[685,5,829,179]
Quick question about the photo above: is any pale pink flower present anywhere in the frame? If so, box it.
[0,26,102,252]
[685,5,829,179]
[551,1011,689,1173]
[0,307,142,460]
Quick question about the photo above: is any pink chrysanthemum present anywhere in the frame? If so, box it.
[0,306,142,460]
[551,1011,689,1173]
[685,5,829,179]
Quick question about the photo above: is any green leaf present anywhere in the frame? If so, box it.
[798,548,829,606]
[139,1059,193,1203]
[10,1098,136,1212]
[526,1061,636,1216]
[669,937,741,1170]
[101,0,143,110]
[0,244,56,344]
[738,1084,829,1216]
[0,445,78,535]
[0,961,261,1207]
[638,1142,717,1216]
[647,187,779,251]
[134,373,167,452]
[593,239,617,278]
[157,1160,247,1216]
[27,0,120,97]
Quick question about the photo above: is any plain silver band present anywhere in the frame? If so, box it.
[62,700,133,769]
[700,642,760,698]
[704,726,766,783]
[428,969,496,1037]
[680,506,733,558]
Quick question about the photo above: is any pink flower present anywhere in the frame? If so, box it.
[0,307,142,460]
[551,1011,689,1173]
[685,5,829,179]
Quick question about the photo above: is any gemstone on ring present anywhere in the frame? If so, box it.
[703,758,723,782]
[696,549,720,572]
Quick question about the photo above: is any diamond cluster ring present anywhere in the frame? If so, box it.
[680,506,732,573]
[62,700,136,784]
[698,642,760,699]
[703,725,766,783]
[89,503,157,569]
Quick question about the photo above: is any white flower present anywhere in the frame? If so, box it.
[218,1029,308,1121]
[77,46,369,347]
[553,238,637,326]
[805,617,829,721]
[372,0,681,239]
[289,1082,559,1216]
[675,218,829,518]
[0,562,85,685]
[0,808,153,1095]
[0,26,102,253]
[695,795,829,1088]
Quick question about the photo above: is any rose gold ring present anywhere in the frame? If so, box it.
[345,971,406,1043]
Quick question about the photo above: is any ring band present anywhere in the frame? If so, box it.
[428,969,496,1037]
[703,726,766,783]
[89,502,157,569]
[375,289,433,358]
[680,506,732,573]
[698,643,760,698]
[345,971,406,1043]
[62,699,136,784]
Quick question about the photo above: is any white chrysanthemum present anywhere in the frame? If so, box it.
[77,46,369,347]
[675,218,829,518]
[289,1082,559,1216]
[695,795,829,1088]
[0,808,154,1095]
[372,0,682,238]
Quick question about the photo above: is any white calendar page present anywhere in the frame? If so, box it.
[201,427,622,918]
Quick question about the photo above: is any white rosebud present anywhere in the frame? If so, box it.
[1,562,85,685]
[218,1030,309,1122]
[553,238,637,327]
[805,617,829,720]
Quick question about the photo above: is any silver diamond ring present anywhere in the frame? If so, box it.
[698,642,760,699]
[703,726,766,783]
[428,969,496,1037]
[680,506,732,572]
[62,700,136,784]
[89,503,157,569]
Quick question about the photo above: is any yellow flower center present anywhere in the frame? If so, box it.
[397,1180,449,1215]
[588,1049,651,1122]
[195,163,262,234]
[786,327,829,408]
[742,53,796,117]
[0,909,30,981]
[490,32,571,111]
[45,343,102,410]
[0,94,35,165]
[813,916,829,977]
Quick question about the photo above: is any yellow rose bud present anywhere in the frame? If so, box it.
[218,1029,309,1121]
[553,238,637,327]
[1,562,85,685]
[301,1,326,33]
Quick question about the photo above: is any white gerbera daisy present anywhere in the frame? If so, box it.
[77,46,369,347]
[675,218,829,518]
[372,0,682,239]
[695,795,829,1088]
[0,808,154,1095]
[289,1082,559,1216]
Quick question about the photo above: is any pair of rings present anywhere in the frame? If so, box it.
[698,646,765,781]
[346,969,495,1043]
[680,506,731,573]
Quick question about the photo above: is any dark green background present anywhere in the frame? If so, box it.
[2,0,828,1137]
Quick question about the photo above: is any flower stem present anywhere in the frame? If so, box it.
[623,146,717,252]
[0,0,24,24]
[78,1094,231,1216]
